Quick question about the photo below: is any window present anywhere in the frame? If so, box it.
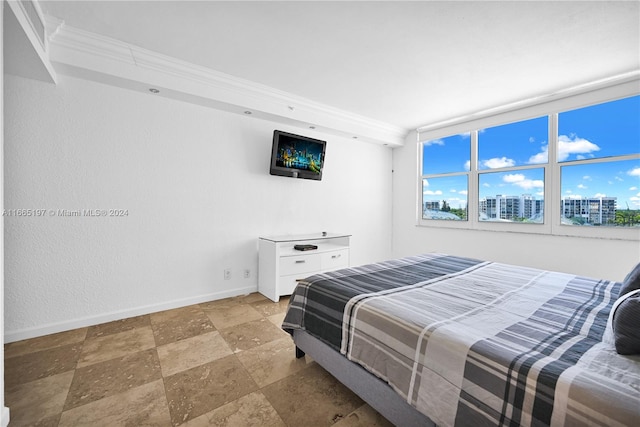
[558,95,640,227]
[478,117,549,169]
[422,175,468,220]
[421,133,470,175]
[558,96,639,160]
[559,159,640,227]
[421,134,469,221]
[418,92,640,239]
[478,117,548,223]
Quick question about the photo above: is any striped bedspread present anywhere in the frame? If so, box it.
[282,253,640,426]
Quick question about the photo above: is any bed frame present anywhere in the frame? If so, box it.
[293,329,435,427]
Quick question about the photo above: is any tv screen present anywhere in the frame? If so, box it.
[269,130,326,181]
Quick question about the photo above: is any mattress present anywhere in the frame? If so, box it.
[282,253,640,426]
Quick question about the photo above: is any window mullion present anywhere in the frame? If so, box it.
[548,113,559,232]
[469,130,478,227]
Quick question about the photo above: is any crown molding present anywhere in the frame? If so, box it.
[45,17,406,146]
[47,17,135,67]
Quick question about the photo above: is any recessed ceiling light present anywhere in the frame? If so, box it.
[244,111,252,115]
[149,88,160,93]
[309,126,316,129]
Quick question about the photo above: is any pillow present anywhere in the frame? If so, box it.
[612,289,640,355]
[619,262,640,297]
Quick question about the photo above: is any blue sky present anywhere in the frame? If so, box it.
[422,95,640,209]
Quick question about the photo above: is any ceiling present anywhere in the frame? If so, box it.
[38,1,640,132]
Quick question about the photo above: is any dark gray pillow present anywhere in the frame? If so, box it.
[612,290,640,355]
[619,262,640,297]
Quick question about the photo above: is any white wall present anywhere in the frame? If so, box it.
[392,131,640,282]
[4,73,393,342]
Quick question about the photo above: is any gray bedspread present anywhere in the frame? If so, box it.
[282,253,640,426]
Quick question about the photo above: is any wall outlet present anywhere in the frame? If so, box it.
[243,269,250,279]
[224,269,231,280]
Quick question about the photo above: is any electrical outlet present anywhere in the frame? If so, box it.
[243,269,250,279]
[224,269,231,280]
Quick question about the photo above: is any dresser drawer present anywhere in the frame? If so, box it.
[321,249,349,271]
[279,253,321,276]
[278,274,304,296]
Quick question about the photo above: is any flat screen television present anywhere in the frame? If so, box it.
[269,130,326,181]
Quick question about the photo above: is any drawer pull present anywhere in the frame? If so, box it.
[295,260,306,264]
[332,254,341,259]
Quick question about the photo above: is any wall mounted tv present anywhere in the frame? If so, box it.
[269,130,326,181]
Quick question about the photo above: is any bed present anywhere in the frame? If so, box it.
[282,253,640,426]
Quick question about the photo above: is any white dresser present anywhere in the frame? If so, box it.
[258,232,350,302]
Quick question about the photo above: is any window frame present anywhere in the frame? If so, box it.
[416,81,640,241]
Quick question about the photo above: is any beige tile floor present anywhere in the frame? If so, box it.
[4,293,394,427]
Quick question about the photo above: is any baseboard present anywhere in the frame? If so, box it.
[1,407,9,427]
[4,286,258,343]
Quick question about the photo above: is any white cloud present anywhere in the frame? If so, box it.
[424,190,443,195]
[528,135,600,164]
[528,146,548,164]
[594,193,607,198]
[583,176,591,180]
[557,134,600,161]
[481,157,516,169]
[424,139,444,146]
[628,167,640,177]
[464,160,470,171]
[459,190,468,195]
[482,183,491,188]
[502,173,544,190]
[577,184,587,189]
[502,174,525,183]
[536,191,544,197]
[630,186,638,191]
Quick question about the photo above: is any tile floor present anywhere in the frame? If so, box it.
[4,293,394,427]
